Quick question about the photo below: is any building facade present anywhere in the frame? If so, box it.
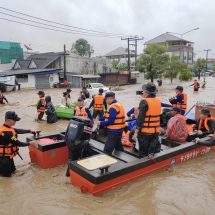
[145,33,194,64]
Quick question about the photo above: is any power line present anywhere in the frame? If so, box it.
[0,6,129,37]
[0,17,122,38]
[0,11,119,37]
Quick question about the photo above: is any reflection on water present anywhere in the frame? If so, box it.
[0,77,215,215]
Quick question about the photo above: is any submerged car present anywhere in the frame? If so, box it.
[86,83,110,98]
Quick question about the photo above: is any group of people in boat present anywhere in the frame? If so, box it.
[1,81,215,177]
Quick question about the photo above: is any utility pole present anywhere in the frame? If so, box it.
[63,44,67,81]
[121,36,143,81]
[204,49,211,73]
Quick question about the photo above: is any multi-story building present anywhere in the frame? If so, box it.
[145,33,194,64]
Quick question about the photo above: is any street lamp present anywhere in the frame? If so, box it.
[166,27,199,64]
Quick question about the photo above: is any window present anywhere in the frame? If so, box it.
[16,74,28,83]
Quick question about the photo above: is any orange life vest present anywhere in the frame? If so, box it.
[198,117,215,131]
[75,106,87,117]
[172,93,187,111]
[37,97,46,113]
[0,124,19,159]
[121,130,132,147]
[105,102,126,130]
[141,98,161,134]
[93,95,104,110]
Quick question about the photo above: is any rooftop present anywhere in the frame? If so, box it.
[105,47,135,57]
[145,33,192,45]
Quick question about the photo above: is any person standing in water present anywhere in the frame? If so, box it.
[45,96,57,124]
[0,90,8,104]
[190,79,200,92]
[36,91,46,121]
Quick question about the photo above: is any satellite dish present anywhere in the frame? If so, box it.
[24,44,32,51]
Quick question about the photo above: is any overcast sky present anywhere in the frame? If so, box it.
[0,0,214,58]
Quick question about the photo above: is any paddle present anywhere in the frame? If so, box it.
[185,104,196,116]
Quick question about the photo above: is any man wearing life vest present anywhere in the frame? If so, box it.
[37,91,46,121]
[74,97,93,121]
[98,92,126,155]
[89,88,107,119]
[197,108,215,137]
[0,111,37,177]
[169,86,187,115]
[134,83,161,157]
[190,79,200,92]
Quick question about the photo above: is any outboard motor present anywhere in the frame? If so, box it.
[65,116,93,161]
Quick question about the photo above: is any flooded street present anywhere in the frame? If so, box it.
[0,77,215,215]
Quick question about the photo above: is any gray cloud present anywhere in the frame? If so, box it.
[0,0,214,58]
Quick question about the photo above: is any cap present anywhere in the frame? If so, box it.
[78,97,84,102]
[201,108,210,116]
[99,88,104,93]
[5,111,21,121]
[142,82,158,95]
[37,90,45,96]
[105,92,115,98]
[175,86,183,91]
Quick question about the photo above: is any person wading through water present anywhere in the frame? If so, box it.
[0,111,38,177]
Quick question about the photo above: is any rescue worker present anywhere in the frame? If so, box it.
[190,79,200,92]
[196,108,215,137]
[66,88,72,99]
[89,88,107,119]
[162,107,189,143]
[61,92,71,107]
[45,96,57,124]
[74,97,93,121]
[98,92,126,155]
[0,90,8,104]
[0,111,37,177]
[121,126,133,147]
[36,91,46,121]
[80,87,90,99]
[202,78,206,89]
[169,86,187,115]
[133,83,161,157]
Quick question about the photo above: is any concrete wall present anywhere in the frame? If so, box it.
[17,73,59,89]
[62,54,112,75]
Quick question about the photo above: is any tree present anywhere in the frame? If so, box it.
[164,55,181,83]
[136,44,169,82]
[194,58,206,80]
[112,59,119,69]
[179,67,193,81]
[71,38,94,57]
[111,60,127,71]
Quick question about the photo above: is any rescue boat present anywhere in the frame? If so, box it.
[27,133,68,168]
[69,135,215,196]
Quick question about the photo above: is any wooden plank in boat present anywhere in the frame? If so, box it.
[77,154,117,171]
[90,139,139,162]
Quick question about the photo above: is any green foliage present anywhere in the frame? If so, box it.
[118,63,127,71]
[179,67,193,81]
[164,55,181,83]
[111,59,127,71]
[193,58,206,79]
[136,44,169,82]
[71,38,94,57]
[112,59,119,69]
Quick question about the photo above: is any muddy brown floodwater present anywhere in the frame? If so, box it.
[0,78,215,215]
